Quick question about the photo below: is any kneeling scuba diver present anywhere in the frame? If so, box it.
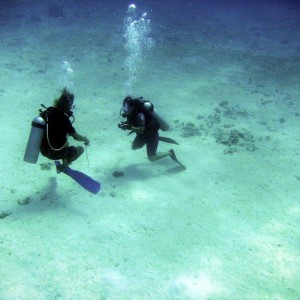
[24,88,89,167]
[23,88,100,194]
[118,96,186,169]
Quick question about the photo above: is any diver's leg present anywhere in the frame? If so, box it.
[146,132,186,167]
[54,144,84,173]
[147,131,170,161]
[132,134,146,150]
[66,146,84,165]
[61,142,70,167]
[148,151,170,161]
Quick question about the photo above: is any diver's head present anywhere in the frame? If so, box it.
[120,96,134,117]
[54,87,75,113]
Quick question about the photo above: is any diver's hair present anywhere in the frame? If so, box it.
[123,96,144,106]
[53,87,74,112]
[123,96,133,105]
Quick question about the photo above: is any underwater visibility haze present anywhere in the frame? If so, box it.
[0,0,299,299]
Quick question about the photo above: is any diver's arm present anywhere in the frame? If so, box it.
[130,125,145,134]
[131,112,145,134]
[71,132,90,145]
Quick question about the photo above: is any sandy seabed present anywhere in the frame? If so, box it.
[0,1,299,299]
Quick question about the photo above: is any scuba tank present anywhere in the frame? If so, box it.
[143,100,170,131]
[23,116,46,164]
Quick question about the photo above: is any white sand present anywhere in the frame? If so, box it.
[0,1,299,299]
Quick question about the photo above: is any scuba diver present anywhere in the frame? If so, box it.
[24,88,100,194]
[118,96,185,168]
[38,88,89,172]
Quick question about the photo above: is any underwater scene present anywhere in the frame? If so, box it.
[0,0,299,299]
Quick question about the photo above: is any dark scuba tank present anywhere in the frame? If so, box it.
[23,116,46,163]
[143,101,170,131]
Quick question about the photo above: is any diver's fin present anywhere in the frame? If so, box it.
[169,149,186,169]
[159,136,179,145]
[54,161,101,194]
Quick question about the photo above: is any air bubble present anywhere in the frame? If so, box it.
[128,4,136,12]
[123,4,154,95]
[58,60,74,88]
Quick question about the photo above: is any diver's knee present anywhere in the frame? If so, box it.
[132,144,141,150]
[77,146,84,156]
[148,155,156,161]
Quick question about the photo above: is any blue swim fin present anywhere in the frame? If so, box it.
[54,161,100,194]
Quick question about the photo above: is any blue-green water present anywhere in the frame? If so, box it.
[0,1,299,299]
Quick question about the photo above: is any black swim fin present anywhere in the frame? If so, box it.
[169,149,186,169]
[159,136,179,145]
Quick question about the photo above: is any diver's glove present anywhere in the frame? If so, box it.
[118,122,131,130]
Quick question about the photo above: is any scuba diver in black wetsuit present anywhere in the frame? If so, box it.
[24,88,100,193]
[39,88,90,171]
[118,96,185,168]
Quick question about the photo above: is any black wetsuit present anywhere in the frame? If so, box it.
[127,107,160,157]
[40,107,77,160]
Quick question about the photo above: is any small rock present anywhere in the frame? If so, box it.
[110,191,117,197]
[113,171,124,178]
[0,211,12,219]
[18,197,30,205]
[40,163,52,171]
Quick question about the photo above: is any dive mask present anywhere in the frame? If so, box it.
[120,102,131,117]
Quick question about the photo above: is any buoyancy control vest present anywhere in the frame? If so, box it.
[124,97,170,131]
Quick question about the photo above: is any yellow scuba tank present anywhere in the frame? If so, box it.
[23,116,46,163]
[143,101,170,131]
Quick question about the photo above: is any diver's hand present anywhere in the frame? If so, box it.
[118,122,131,130]
[71,132,90,145]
